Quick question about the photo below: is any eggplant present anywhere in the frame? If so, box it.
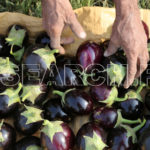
[15,136,42,150]
[75,122,107,150]
[138,130,150,150]
[43,98,72,122]
[145,91,150,111]
[35,32,51,48]
[51,64,82,90]
[20,81,48,106]
[0,35,9,57]
[90,84,127,106]
[107,119,146,150]
[0,83,22,118]
[116,84,145,120]
[137,116,150,138]
[0,57,19,92]
[0,121,16,150]
[76,41,103,72]
[5,24,29,62]
[22,46,59,82]
[41,120,75,150]
[102,55,126,86]
[14,105,43,135]
[91,107,141,129]
[53,89,93,115]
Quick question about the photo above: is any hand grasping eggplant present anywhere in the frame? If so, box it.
[104,0,149,89]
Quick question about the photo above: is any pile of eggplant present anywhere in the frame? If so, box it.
[0,21,149,150]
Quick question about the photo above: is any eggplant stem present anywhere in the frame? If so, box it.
[49,49,59,55]
[0,119,4,130]
[115,94,128,102]
[122,118,141,125]
[6,57,10,66]
[10,44,14,55]
[53,90,64,97]
[133,119,146,132]
[136,83,146,93]
[15,83,22,94]
[22,92,31,102]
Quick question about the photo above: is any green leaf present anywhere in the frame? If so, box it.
[0,57,17,75]
[107,62,126,86]
[84,131,108,150]
[21,85,44,104]
[33,48,57,68]
[21,106,43,124]
[41,120,63,142]
[5,25,26,47]
[26,145,42,150]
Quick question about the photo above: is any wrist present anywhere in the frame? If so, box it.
[114,0,139,19]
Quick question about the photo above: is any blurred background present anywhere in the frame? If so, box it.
[0,0,149,17]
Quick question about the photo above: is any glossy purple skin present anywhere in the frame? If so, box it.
[64,90,93,115]
[116,98,144,120]
[137,116,150,138]
[15,136,41,150]
[0,123,16,150]
[91,107,118,128]
[43,98,72,122]
[75,122,107,150]
[41,122,75,150]
[107,127,134,150]
[90,84,111,102]
[76,41,103,72]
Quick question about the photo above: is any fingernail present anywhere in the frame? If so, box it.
[104,51,109,57]
[79,32,86,39]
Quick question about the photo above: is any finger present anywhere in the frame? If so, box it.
[60,37,74,45]
[124,55,138,89]
[135,55,148,78]
[69,14,86,39]
[104,41,119,57]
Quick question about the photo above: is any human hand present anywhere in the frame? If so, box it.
[41,0,86,54]
[104,0,149,88]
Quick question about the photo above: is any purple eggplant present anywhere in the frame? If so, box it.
[75,122,107,150]
[91,107,141,129]
[14,105,43,135]
[15,136,41,150]
[0,121,16,150]
[43,98,72,122]
[76,41,103,72]
[107,119,146,150]
[0,83,22,118]
[41,120,75,150]
[53,89,93,115]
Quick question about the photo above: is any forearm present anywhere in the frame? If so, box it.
[114,0,139,18]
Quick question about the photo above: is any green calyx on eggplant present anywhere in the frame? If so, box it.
[14,105,43,135]
[0,57,19,91]
[102,55,126,86]
[0,121,16,150]
[41,120,75,150]
[5,25,28,62]
[53,88,93,115]
[23,47,59,81]
[0,83,22,117]
[107,119,146,150]
[43,98,72,122]
[20,83,47,106]
[75,122,107,150]
[90,83,145,106]
[91,107,141,129]
[15,136,42,150]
